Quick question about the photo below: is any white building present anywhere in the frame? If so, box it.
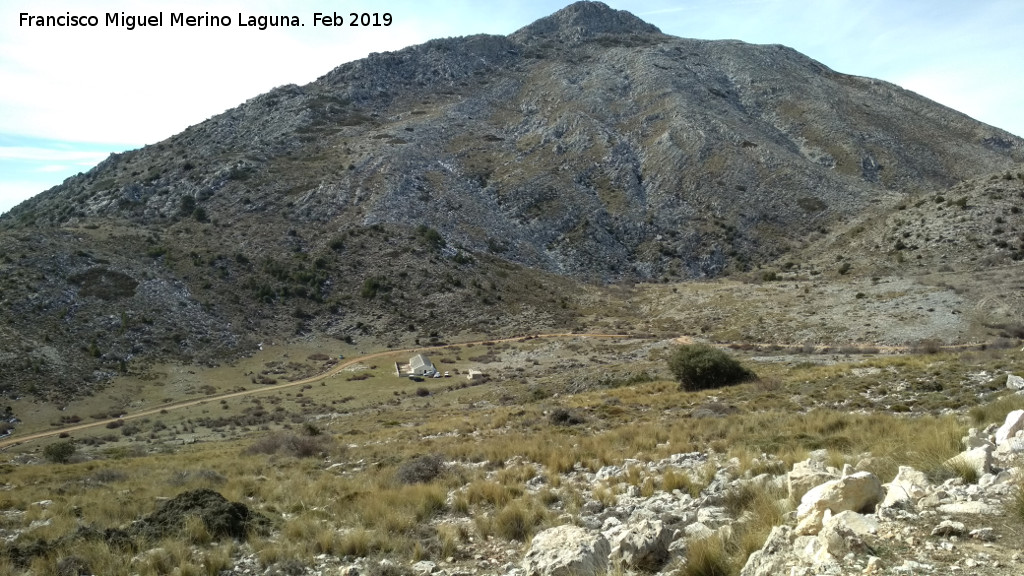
[409,354,436,376]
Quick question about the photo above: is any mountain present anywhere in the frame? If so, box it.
[1,1,1022,400]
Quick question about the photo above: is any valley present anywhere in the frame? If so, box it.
[1,2,1023,575]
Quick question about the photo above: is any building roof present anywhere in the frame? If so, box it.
[410,354,434,371]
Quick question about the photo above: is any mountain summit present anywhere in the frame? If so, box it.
[1,3,1022,398]
[511,1,663,44]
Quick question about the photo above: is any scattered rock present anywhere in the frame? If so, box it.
[55,556,91,576]
[936,501,1000,515]
[412,561,438,574]
[969,527,996,542]
[817,517,868,558]
[931,520,966,537]
[894,560,934,573]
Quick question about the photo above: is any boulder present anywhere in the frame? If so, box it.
[995,409,1024,444]
[944,445,993,477]
[683,522,715,540]
[996,436,1024,456]
[1006,373,1024,391]
[795,534,838,568]
[825,510,878,538]
[817,518,868,558]
[739,525,796,576]
[606,518,672,571]
[787,459,839,501]
[796,472,883,533]
[881,466,931,509]
[793,506,827,536]
[961,428,993,450]
[522,526,610,576]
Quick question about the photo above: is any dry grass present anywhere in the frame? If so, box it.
[1011,474,1024,524]
[1,341,1021,573]
[681,535,732,576]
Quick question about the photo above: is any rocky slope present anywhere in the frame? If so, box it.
[10,402,1023,576]
[1,1,1022,399]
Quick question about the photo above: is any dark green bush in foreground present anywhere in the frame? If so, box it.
[668,344,755,391]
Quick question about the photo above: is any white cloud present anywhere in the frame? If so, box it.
[0,0,440,144]
[0,146,109,163]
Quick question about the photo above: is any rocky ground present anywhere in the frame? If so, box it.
[175,406,1024,576]
[40,403,1024,576]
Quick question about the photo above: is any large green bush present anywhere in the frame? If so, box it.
[668,344,754,391]
[43,440,77,464]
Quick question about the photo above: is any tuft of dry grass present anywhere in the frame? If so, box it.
[681,535,732,576]
[1009,473,1024,524]
[436,523,468,559]
[465,479,519,508]
[969,393,1024,426]
[662,468,703,497]
[493,500,548,542]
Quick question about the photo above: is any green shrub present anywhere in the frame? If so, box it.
[668,344,755,391]
[361,276,391,299]
[415,225,445,249]
[43,440,77,463]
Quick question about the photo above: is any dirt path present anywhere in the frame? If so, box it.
[0,332,631,450]
[2,331,997,450]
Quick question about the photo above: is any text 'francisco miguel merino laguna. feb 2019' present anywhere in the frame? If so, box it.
[19,11,393,31]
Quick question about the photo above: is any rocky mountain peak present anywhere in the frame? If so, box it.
[510,1,662,45]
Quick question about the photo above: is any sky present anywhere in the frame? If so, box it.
[1,0,1022,215]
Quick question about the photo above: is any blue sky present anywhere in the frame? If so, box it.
[2,0,1022,215]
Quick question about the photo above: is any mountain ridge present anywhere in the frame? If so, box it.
[0,1,1022,399]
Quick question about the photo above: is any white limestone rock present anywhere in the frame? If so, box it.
[936,501,999,515]
[788,458,839,501]
[521,526,610,576]
[995,409,1024,445]
[739,525,797,576]
[797,471,884,527]
[606,518,671,571]
[944,445,993,477]
[881,466,931,509]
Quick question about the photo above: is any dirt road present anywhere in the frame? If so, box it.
[0,332,632,450]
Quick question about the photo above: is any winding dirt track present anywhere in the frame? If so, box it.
[1,332,999,450]
[0,332,632,450]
